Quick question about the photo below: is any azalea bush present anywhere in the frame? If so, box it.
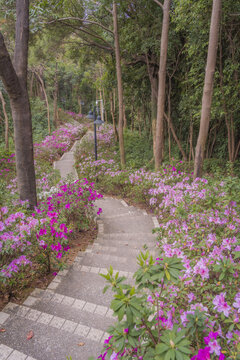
[35,122,87,164]
[75,125,240,359]
[97,250,239,360]
[0,120,103,299]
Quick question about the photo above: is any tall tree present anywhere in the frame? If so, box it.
[113,1,125,166]
[154,0,171,170]
[194,0,221,178]
[0,0,37,208]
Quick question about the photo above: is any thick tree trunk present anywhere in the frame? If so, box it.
[194,0,221,178]
[0,90,9,150]
[155,0,171,170]
[113,1,125,166]
[0,0,37,208]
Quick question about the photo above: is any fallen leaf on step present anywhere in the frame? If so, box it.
[77,342,85,346]
[26,330,34,340]
[0,328,6,332]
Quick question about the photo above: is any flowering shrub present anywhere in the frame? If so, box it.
[35,122,87,164]
[0,121,102,299]
[0,178,102,297]
[75,125,240,359]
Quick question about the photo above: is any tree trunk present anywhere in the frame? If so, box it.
[29,70,34,98]
[163,113,187,161]
[78,96,82,115]
[189,121,193,162]
[35,69,51,135]
[102,87,108,123]
[123,104,127,129]
[53,62,59,128]
[113,1,125,166]
[0,90,9,150]
[146,53,158,160]
[194,0,221,178]
[154,0,171,170]
[0,0,37,208]
[110,91,118,141]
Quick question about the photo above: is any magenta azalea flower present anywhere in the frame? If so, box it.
[191,347,210,360]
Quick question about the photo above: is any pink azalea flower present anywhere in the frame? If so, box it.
[209,340,221,356]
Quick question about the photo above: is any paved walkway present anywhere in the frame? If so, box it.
[0,141,158,360]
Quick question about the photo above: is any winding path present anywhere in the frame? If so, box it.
[0,141,159,360]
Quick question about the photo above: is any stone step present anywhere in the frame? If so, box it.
[0,310,104,360]
[99,232,157,241]
[86,243,158,258]
[43,265,134,307]
[95,198,144,217]
[102,215,155,234]
[23,289,115,320]
[80,252,138,272]
[0,344,37,360]
[60,152,74,161]
[3,299,113,341]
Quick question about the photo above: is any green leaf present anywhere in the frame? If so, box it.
[117,305,125,321]
[156,343,169,354]
[111,299,124,312]
[165,269,171,281]
[165,349,175,360]
[177,346,191,355]
[176,351,184,360]
[103,285,110,294]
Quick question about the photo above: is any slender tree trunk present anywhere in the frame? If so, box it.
[110,91,118,141]
[35,70,51,135]
[155,0,171,170]
[194,0,221,178]
[0,90,9,150]
[0,0,37,208]
[78,96,82,115]
[102,87,107,123]
[164,113,187,161]
[146,53,158,160]
[53,62,59,128]
[152,86,158,154]
[29,70,34,98]
[113,1,125,166]
[123,104,127,129]
[189,121,193,162]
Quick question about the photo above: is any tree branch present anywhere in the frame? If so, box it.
[48,17,114,34]
[50,19,114,49]
[153,0,164,10]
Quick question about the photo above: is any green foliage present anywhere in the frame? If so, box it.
[119,129,153,169]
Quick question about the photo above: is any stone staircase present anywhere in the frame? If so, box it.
[0,138,159,360]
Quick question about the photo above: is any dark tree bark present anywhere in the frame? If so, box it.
[194,0,221,178]
[154,0,171,170]
[0,0,37,208]
[113,1,126,166]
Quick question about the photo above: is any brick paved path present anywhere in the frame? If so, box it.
[0,142,158,360]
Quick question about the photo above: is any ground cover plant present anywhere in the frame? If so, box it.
[0,120,102,302]
[75,125,240,359]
